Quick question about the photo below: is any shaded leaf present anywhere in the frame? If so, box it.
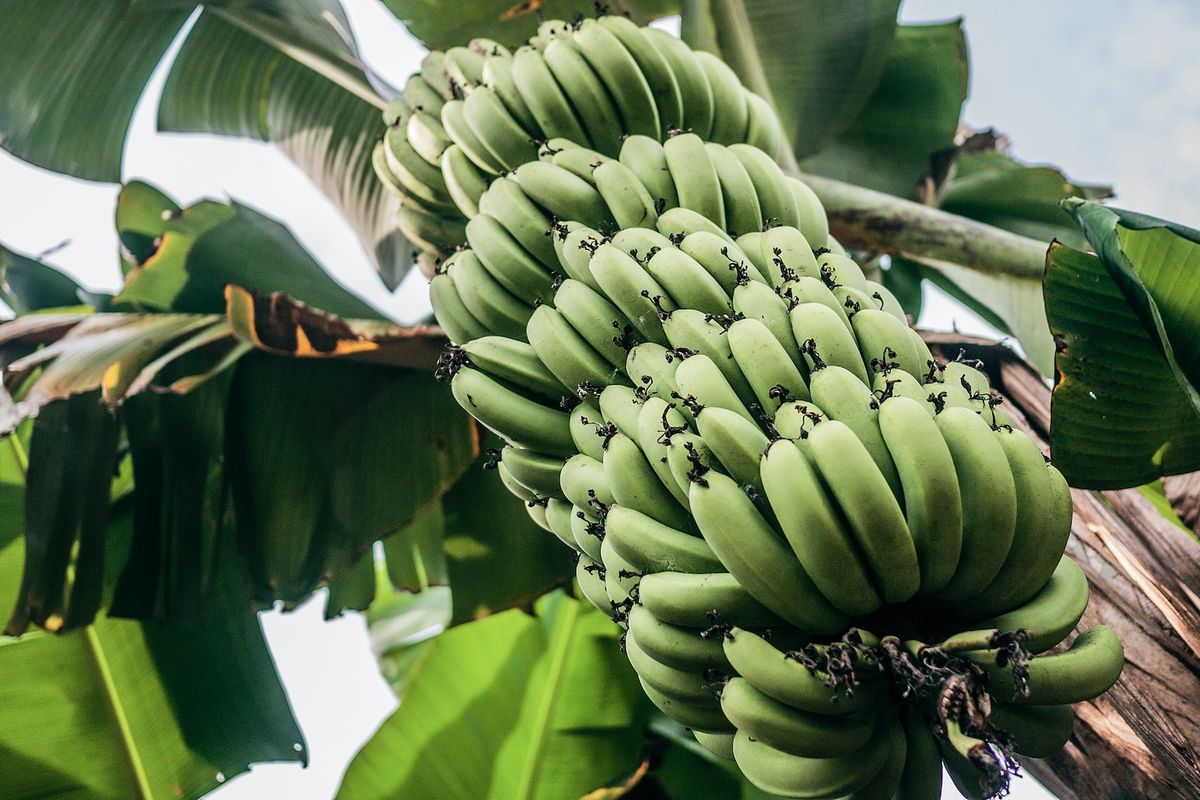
[699,0,900,159]
[0,245,93,314]
[0,436,304,799]
[802,21,967,198]
[225,352,476,605]
[381,0,678,51]
[337,593,646,800]
[1045,242,1200,488]
[880,257,923,322]
[444,442,575,625]
[159,5,411,288]
[0,1,191,181]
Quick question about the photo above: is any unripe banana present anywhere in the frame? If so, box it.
[988,703,1075,758]
[447,248,532,340]
[403,74,447,116]
[786,176,830,249]
[441,98,504,175]
[571,506,604,562]
[542,498,578,551]
[500,446,564,499]
[727,317,810,412]
[605,504,721,576]
[626,343,682,406]
[450,366,573,454]
[638,571,784,628]
[720,677,879,759]
[705,141,763,234]
[743,90,784,159]
[407,109,450,166]
[646,247,731,315]
[842,712,906,800]
[598,384,643,441]
[593,159,659,230]
[642,26,715,138]
[559,452,614,511]
[934,407,1019,602]
[638,676,732,733]
[604,432,692,530]
[735,231,772,279]
[731,280,806,370]
[397,203,466,255]
[664,429,717,501]
[693,52,749,144]
[513,160,613,229]
[656,206,734,243]
[608,225,674,263]
[576,555,614,617]
[568,401,606,461]
[511,46,590,144]
[760,439,882,617]
[596,16,684,132]
[663,310,756,407]
[865,279,908,322]
[761,225,820,285]
[808,365,904,498]
[542,37,624,154]
[527,304,620,396]
[552,222,605,292]
[779,275,853,333]
[552,278,633,368]
[466,214,554,301]
[729,143,799,229]
[626,605,727,671]
[992,463,1075,614]
[550,142,608,183]
[695,406,769,490]
[476,176,556,267]
[440,143,488,217]
[480,53,540,135]
[601,534,639,616]
[635,397,692,507]
[791,303,871,385]
[462,86,538,171]
[618,134,679,210]
[986,625,1123,705]
[818,250,870,293]
[573,19,660,138]
[873,369,934,411]
[664,132,726,229]
[772,399,827,445]
[690,469,848,634]
[878,396,964,595]
[680,231,769,292]
[692,730,735,761]
[625,627,722,704]
[443,46,485,92]
[673,352,755,424]
[589,243,673,346]
[969,555,1090,654]
[897,709,943,800]
[852,308,925,379]
[460,337,562,399]
[429,271,488,344]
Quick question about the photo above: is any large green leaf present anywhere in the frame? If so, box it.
[336,592,646,800]
[802,21,967,198]
[0,1,191,181]
[225,353,476,605]
[382,1,678,51]
[444,443,575,625]
[1044,205,1200,488]
[693,0,900,159]
[159,5,411,288]
[0,429,304,800]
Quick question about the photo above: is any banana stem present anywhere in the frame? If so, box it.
[798,173,1049,280]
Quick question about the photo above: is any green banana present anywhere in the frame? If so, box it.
[593,159,659,230]
[429,271,488,344]
[663,310,756,407]
[605,432,692,530]
[706,141,763,235]
[573,19,660,138]
[447,248,532,340]
[673,352,755,424]
[618,134,679,210]
[760,439,882,617]
[542,37,624,154]
[779,276,853,333]
[731,280,806,370]
[693,51,749,144]
[625,624,723,705]
[605,503,722,575]
[550,143,607,183]
[440,98,504,175]
[727,317,810,412]
[476,176,556,267]
[721,677,879,759]
[695,406,769,490]
[588,242,673,346]
[420,50,453,99]
[596,16,684,132]
[450,366,573,454]
[480,53,540,135]
[818,251,870,293]
[443,46,485,91]
[552,278,633,368]
[721,627,886,716]
[808,365,903,498]
[501,446,564,499]
[512,160,613,228]
[851,308,925,378]
[626,604,727,671]
[403,74,446,116]
[627,343,681,406]
[729,143,799,229]
[664,132,726,230]
[657,205,734,243]
[873,369,934,411]
[601,534,639,615]
[460,336,562,400]
[842,711,906,800]
[731,713,896,799]
[665,430,718,501]
[934,407,1019,602]
[598,384,644,440]
[878,396,964,595]
[680,231,769,293]
[397,203,466,254]
[994,463,1075,614]
[987,625,1123,705]
[865,279,908,322]
[384,125,457,209]
[646,247,731,315]
[543,498,578,551]
[771,400,827,444]
[791,303,871,385]
[988,703,1075,757]
[970,555,1091,653]
[786,177,830,249]
[735,231,772,279]
[643,26,715,138]
[896,710,943,800]
[466,214,554,301]
[440,143,488,217]
[576,555,614,617]
[692,730,735,761]
[608,225,675,263]
[527,304,618,396]
[510,46,590,144]
[635,396,692,507]
[690,469,848,634]
[571,506,605,562]
[806,417,919,604]
[553,221,605,291]
[638,676,732,733]
[743,90,783,159]
[762,225,820,285]
[637,571,783,628]
[406,109,450,165]
[462,86,537,171]
[559,452,614,511]
[569,400,607,461]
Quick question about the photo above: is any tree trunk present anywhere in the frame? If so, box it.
[923,332,1200,800]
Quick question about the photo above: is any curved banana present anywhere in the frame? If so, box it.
[593,159,659,230]
[553,222,605,291]
[576,555,613,617]
[406,109,450,166]
[720,677,879,759]
[743,90,783,159]
[729,143,799,229]
[466,214,555,301]
[761,439,882,617]
[627,605,727,671]
[605,503,722,576]
[994,463,1075,614]
[988,625,1123,705]
[786,177,830,250]
[663,310,756,407]
[705,141,763,235]
[627,343,682,406]
[510,46,590,144]
[440,143,488,217]
[559,452,615,511]
[808,364,903,498]
[598,384,644,440]
[638,571,784,628]
[643,26,714,138]
[477,176,556,267]
[604,432,691,530]
[664,132,726,230]
[638,676,732,734]
[690,469,848,634]
[553,278,633,369]
[692,730,735,761]
[673,352,756,424]
[512,160,613,229]
[403,73,446,116]
[440,98,504,176]
[681,231,769,293]
[596,16,684,133]
[542,37,624,154]
[806,416,919,603]
[761,225,820,285]
[462,86,538,171]
[771,400,827,445]
[447,248,533,340]
[543,498,578,550]
[573,19,660,138]
[693,52,749,144]
[695,405,770,490]
[972,555,1091,654]
[896,709,943,800]
[657,205,733,244]
[429,271,488,344]
[527,304,618,396]
[791,303,871,385]
[589,243,674,346]
[934,407,1019,602]
[569,401,607,461]
[878,396,964,595]
[450,366,573,454]
[988,703,1075,758]
[480,53,540,135]
[646,247,731,315]
[461,335,563,400]
[571,506,605,562]
[500,446,564,499]
[851,308,924,379]
[635,396,692,507]
[727,317,810,412]
[731,280,806,370]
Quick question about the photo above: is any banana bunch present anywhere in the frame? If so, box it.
[373,13,786,262]
[420,20,1122,800]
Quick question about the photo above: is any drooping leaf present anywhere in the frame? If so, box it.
[0,1,192,181]
[0,438,304,799]
[1044,242,1200,488]
[381,0,678,51]
[443,443,575,625]
[225,353,476,605]
[337,593,646,800]
[0,245,94,314]
[802,21,967,198]
[116,191,385,319]
[159,5,411,288]
[695,0,900,159]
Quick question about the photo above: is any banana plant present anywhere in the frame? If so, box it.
[0,1,1198,799]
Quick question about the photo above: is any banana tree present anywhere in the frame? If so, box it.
[0,1,1197,799]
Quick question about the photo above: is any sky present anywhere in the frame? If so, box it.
[2,1,1197,798]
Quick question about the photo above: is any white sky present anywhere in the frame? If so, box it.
[2,1,1196,797]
